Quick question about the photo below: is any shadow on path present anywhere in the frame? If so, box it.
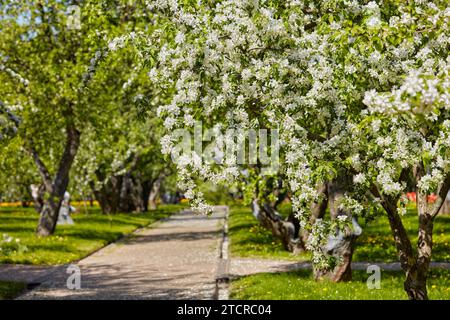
[16,208,227,300]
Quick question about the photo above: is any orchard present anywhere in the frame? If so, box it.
[0,0,449,302]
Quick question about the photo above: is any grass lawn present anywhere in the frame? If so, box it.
[231,269,450,300]
[355,206,450,262]
[0,204,185,265]
[229,204,450,262]
[0,281,26,300]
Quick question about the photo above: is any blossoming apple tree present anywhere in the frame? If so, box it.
[143,0,449,299]
[0,0,156,235]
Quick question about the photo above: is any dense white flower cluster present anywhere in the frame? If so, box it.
[141,0,450,262]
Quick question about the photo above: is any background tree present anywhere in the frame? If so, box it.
[142,0,449,297]
[0,0,152,235]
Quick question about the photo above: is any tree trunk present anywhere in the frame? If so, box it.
[117,173,147,213]
[300,183,328,244]
[376,189,423,299]
[35,124,81,236]
[30,184,45,212]
[372,170,450,300]
[251,183,328,254]
[404,212,433,300]
[438,194,450,215]
[402,189,434,300]
[131,177,145,213]
[315,174,361,282]
[91,176,122,214]
[118,173,135,212]
[141,180,152,212]
[93,172,151,214]
[36,199,63,236]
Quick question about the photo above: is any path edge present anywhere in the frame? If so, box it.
[213,206,230,300]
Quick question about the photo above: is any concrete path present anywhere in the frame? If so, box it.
[16,207,227,300]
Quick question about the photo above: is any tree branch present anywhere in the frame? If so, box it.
[431,174,450,218]
[53,121,81,195]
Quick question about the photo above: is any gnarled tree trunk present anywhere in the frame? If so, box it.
[148,177,162,210]
[251,199,305,254]
[251,183,329,255]
[403,211,433,300]
[118,173,146,213]
[92,171,163,214]
[91,175,122,214]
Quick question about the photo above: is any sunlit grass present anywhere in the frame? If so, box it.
[231,269,450,300]
[0,204,185,265]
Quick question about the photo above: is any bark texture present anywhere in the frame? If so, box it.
[372,168,450,300]
[148,177,161,210]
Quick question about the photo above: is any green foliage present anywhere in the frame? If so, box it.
[198,182,236,205]
[0,1,176,216]
[0,138,38,202]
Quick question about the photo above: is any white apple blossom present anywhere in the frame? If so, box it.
[137,1,450,283]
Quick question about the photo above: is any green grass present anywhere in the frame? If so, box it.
[0,204,185,265]
[231,269,450,300]
[355,206,450,262]
[0,281,26,300]
[229,205,310,261]
[229,204,450,262]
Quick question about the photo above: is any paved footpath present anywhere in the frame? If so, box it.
[15,207,227,300]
